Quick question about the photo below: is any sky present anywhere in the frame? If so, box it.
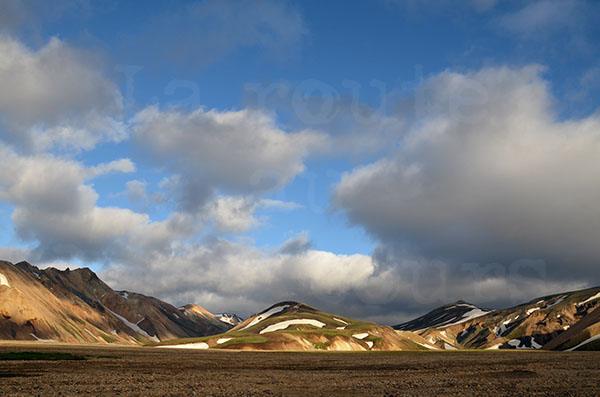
[0,0,599,323]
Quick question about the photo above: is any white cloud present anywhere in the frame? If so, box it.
[0,35,124,151]
[100,237,377,317]
[204,196,260,234]
[132,106,326,211]
[333,65,600,286]
[0,146,191,262]
[89,159,135,177]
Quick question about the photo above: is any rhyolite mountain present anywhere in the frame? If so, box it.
[159,291,600,352]
[394,287,600,351]
[0,260,234,344]
[1,259,599,351]
[155,301,438,351]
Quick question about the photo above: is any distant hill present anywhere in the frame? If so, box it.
[214,313,244,326]
[0,260,232,344]
[155,301,437,351]
[394,287,600,351]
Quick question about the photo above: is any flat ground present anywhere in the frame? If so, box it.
[0,343,598,396]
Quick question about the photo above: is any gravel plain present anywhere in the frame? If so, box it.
[0,342,598,396]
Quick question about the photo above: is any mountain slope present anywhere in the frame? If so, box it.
[394,300,491,331]
[397,287,600,351]
[156,301,437,351]
[215,313,244,326]
[0,260,231,344]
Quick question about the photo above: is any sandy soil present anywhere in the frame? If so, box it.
[0,342,598,396]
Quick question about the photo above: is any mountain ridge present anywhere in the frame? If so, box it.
[1,259,598,351]
[0,260,233,344]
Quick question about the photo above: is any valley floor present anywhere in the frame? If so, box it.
[0,342,598,396]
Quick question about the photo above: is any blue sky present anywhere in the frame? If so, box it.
[1,0,599,322]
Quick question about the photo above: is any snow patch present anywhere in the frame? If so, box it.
[336,326,345,330]
[448,303,477,309]
[30,333,56,343]
[217,338,232,344]
[0,273,9,287]
[240,305,289,331]
[105,307,160,342]
[84,329,98,340]
[544,296,566,309]
[334,318,348,325]
[259,319,326,334]
[486,344,502,350]
[352,333,369,340]
[578,291,600,307]
[415,341,438,350]
[440,308,490,327]
[120,292,129,300]
[365,341,373,348]
[161,342,209,349]
[494,317,517,336]
[217,314,238,325]
[444,343,457,350]
[508,337,542,349]
[526,307,540,316]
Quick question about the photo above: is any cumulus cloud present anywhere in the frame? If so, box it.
[0,146,194,262]
[100,237,377,317]
[333,65,600,295]
[132,106,326,211]
[0,35,124,151]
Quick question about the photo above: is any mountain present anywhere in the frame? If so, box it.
[395,287,600,351]
[0,260,231,344]
[215,313,244,326]
[155,301,437,351]
[2,257,599,351]
[394,300,491,331]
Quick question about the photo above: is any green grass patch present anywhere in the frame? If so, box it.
[0,352,85,361]
[98,333,117,343]
[312,340,332,350]
[46,321,61,338]
[67,312,86,325]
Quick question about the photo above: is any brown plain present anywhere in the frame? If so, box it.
[0,342,598,396]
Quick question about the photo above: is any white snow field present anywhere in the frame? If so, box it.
[240,305,290,331]
[259,319,326,334]
[105,308,160,342]
[161,342,209,349]
[0,272,9,287]
[578,292,600,307]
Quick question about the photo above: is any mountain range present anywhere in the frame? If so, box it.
[1,259,598,351]
[0,260,232,344]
